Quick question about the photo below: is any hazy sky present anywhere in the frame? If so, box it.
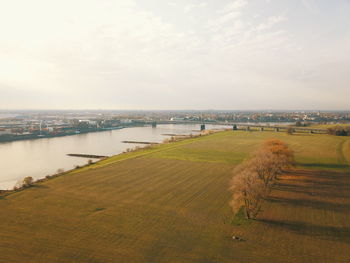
[1,0,350,110]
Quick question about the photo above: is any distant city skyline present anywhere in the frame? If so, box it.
[1,0,350,110]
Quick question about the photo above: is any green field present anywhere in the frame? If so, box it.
[308,123,350,129]
[1,131,350,262]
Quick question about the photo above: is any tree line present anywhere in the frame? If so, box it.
[327,126,350,136]
[229,139,294,220]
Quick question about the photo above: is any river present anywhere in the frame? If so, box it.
[0,124,228,189]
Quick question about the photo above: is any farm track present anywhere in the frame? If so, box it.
[343,140,350,165]
[336,139,347,164]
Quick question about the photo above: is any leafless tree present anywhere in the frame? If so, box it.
[229,139,294,220]
[261,139,294,166]
[248,152,284,187]
[230,165,267,219]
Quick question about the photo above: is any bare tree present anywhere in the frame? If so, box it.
[229,139,294,220]
[261,139,294,166]
[230,165,267,219]
[249,152,284,187]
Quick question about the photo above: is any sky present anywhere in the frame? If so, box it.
[0,0,350,110]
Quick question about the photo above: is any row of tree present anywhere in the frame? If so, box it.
[229,139,294,219]
[327,126,350,136]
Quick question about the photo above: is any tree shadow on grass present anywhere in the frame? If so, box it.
[273,170,350,195]
[260,218,350,244]
[266,196,350,213]
[273,181,350,198]
[283,169,348,179]
[275,170,350,198]
[262,169,350,244]
[272,184,350,199]
[297,163,349,169]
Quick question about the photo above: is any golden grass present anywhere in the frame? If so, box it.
[242,169,350,262]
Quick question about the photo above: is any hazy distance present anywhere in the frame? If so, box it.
[1,0,350,110]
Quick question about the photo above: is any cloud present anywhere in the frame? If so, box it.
[207,0,248,32]
[183,2,207,13]
[184,4,195,13]
[208,11,241,28]
[0,0,349,110]
[168,2,177,7]
[221,0,247,13]
[301,0,318,13]
[256,15,287,30]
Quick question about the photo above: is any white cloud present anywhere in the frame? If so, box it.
[183,2,207,13]
[301,0,318,13]
[208,11,241,28]
[184,4,195,13]
[221,0,247,13]
[256,15,287,30]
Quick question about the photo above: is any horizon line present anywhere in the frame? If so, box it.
[1,109,350,112]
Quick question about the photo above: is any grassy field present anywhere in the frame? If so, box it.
[307,123,350,129]
[0,130,349,262]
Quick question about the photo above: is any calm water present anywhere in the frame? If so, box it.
[0,124,227,189]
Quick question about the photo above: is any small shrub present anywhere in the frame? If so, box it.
[57,168,65,174]
[231,207,251,226]
[22,176,34,187]
[93,207,105,212]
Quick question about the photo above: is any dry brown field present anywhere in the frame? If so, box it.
[0,131,349,262]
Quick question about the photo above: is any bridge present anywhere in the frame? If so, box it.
[145,120,328,134]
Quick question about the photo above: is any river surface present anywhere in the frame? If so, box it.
[0,124,228,189]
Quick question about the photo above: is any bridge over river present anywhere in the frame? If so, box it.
[145,120,328,134]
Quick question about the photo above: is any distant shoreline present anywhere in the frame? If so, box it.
[0,126,133,144]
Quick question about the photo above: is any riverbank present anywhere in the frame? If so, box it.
[1,124,212,190]
[0,130,217,194]
[0,126,127,143]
